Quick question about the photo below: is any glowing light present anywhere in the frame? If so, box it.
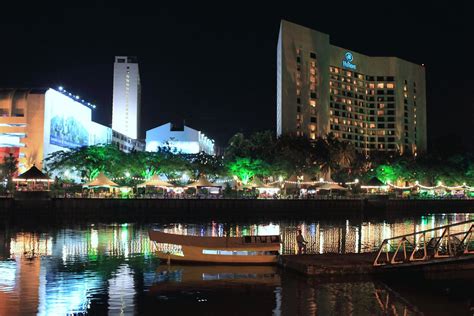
[319,178,324,183]
[91,228,98,250]
[125,172,130,177]
[58,86,63,91]
[75,95,80,99]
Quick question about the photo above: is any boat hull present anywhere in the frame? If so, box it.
[154,245,278,264]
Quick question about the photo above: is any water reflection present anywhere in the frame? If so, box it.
[157,213,473,255]
[0,213,472,315]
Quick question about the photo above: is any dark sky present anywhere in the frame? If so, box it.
[0,1,471,151]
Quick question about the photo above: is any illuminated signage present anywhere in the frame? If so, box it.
[342,52,356,70]
[45,89,92,150]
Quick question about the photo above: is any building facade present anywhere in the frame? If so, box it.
[0,88,142,173]
[112,56,141,140]
[146,122,215,155]
[277,20,427,154]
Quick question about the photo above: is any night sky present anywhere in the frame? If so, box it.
[0,2,471,151]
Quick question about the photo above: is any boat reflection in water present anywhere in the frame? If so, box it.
[151,265,281,292]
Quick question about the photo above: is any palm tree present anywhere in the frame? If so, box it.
[334,141,356,169]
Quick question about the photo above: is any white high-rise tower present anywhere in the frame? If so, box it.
[112,56,141,139]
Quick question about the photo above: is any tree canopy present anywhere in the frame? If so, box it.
[42,131,474,187]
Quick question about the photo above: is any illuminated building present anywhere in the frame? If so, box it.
[277,20,427,154]
[112,56,141,140]
[0,88,143,172]
[146,122,216,155]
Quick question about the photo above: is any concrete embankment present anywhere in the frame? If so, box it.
[0,198,472,222]
[0,198,365,221]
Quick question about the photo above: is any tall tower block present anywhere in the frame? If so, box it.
[112,56,141,139]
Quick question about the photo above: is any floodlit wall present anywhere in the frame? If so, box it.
[146,122,215,155]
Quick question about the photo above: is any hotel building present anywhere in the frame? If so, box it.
[112,56,141,140]
[277,20,427,154]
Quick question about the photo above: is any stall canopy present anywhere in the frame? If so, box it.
[187,175,220,188]
[13,165,53,183]
[13,165,54,190]
[317,182,348,191]
[83,172,119,188]
[137,175,172,188]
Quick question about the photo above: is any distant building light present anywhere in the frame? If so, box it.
[58,86,63,91]
[75,95,80,99]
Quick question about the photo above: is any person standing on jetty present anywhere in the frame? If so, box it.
[296,229,308,254]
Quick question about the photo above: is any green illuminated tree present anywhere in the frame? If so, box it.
[45,144,125,180]
[226,157,269,184]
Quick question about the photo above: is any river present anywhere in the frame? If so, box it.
[0,213,472,315]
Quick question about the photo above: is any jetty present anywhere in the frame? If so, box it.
[279,220,474,277]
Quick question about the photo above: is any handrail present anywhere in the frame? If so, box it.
[377,219,474,241]
[373,219,474,267]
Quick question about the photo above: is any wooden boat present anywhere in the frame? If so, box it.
[148,230,280,264]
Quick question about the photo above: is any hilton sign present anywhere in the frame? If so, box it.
[342,52,356,70]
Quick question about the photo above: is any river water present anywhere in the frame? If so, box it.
[0,213,472,315]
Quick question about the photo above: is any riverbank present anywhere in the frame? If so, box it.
[0,197,473,222]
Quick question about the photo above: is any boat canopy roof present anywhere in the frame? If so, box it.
[149,230,280,250]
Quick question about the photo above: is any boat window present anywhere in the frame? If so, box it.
[155,242,184,256]
[202,273,259,280]
[202,250,275,256]
[271,236,280,243]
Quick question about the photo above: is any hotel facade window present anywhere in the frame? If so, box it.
[276,20,427,154]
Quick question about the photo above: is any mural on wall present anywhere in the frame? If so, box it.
[50,115,89,148]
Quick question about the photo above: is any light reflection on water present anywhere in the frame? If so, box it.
[0,213,472,315]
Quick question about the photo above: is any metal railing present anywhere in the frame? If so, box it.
[373,219,474,267]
